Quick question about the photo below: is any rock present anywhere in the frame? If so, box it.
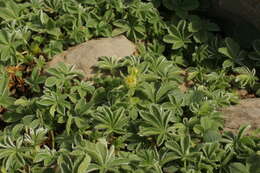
[209,0,260,30]
[208,0,260,48]
[47,35,136,79]
[221,98,260,135]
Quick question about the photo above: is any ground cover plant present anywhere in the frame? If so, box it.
[0,0,259,172]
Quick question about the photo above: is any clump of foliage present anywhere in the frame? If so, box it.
[0,0,259,172]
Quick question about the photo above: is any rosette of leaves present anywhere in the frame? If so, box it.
[25,68,46,93]
[193,116,222,142]
[93,106,128,135]
[233,66,258,88]
[45,63,84,90]
[75,138,129,173]
[145,56,184,83]
[165,136,201,172]
[188,15,220,43]
[96,56,124,76]
[0,137,28,171]
[0,30,24,65]
[112,18,146,41]
[139,104,175,146]
[137,81,177,104]
[162,90,186,116]
[163,20,192,50]
[0,0,26,22]
[218,37,247,66]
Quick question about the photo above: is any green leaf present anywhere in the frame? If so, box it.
[77,154,91,173]
[40,10,49,25]
[163,35,175,44]
[219,38,240,59]
[218,47,230,58]
[203,129,221,142]
[66,114,73,135]
[45,77,57,87]
[156,82,176,103]
[222,59,234,69]
[112,28,127,36]
[229,162,249,173]
[95,106,128,134]
[0,7,18,21]
[139,105,172,146]
[0,1,21,21]
[226,38,240,57]
[163,20,191,49]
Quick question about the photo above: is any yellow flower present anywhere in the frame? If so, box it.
[125,75,137,88]
[131,67,138,76]
[31,43,41,55]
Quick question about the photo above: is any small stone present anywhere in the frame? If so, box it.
[221,98,260,135]
[46,35,136,79]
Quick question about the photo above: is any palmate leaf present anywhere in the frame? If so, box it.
[76,154,91,173]
[96,56,123,75]
[26,68,46,93]
[146,56,183,82]
[139,105,173,146]
[45,63,84,88]
[201,142,221,166]
[228,162,249,173]
[0,72,15,108]
[58,152,91,173]
[24,127,48,147]
[0,137,28,170]
[165,136,201,164]
[162,91,185,116]
[138,82,176,104]
[136,150,163,173]
[37,90,71,117]
[71,80,95,99]
[218,37,246,65]
[82,139,129,173]
[0,0,23,21]
[188,16,219,43]
[0,30,20,64]
[33,146,57,166]
[94,106,128,134]
[221,125,253,155]
[112,19,146,41]
[163,20,192,49]
[233,66,258,88]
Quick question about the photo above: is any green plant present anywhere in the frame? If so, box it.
[139,104,175,146]
[233,66,258,88]
[0,0,259,172]
[94,106,128,135]
[163,20,192,50]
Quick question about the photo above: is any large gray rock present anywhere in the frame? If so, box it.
[47,35,136,79]
[208,0,260,47]
[222,98,260,135]
[210,0,260,30]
